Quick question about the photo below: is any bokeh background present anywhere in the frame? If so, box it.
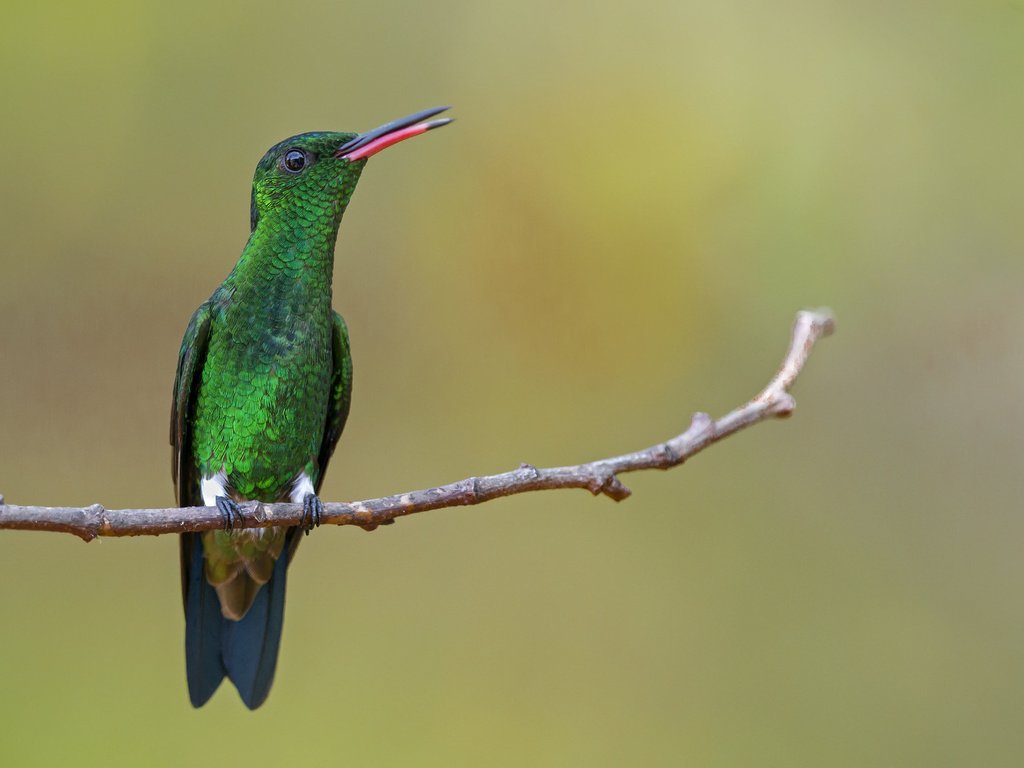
[1,1,1022,765]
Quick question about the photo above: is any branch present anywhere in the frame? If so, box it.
[0,309,835,542]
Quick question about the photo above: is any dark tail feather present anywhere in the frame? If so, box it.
[183,533,227,707]
[221,537,290,710]
[182,531,291,709]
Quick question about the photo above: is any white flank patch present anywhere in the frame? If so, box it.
[201,471,230,506]
[290,471,315,504]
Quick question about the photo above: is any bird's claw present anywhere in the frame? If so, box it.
[301,493,323,536]
[216,496,243,532]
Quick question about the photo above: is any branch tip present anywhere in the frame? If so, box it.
[688,412,714,437]
[603,476,631,501]
[804,307,836,336]
[773,393,797,417]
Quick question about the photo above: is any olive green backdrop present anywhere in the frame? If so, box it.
[1,1,1021,765]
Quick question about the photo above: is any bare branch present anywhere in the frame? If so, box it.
[0,309,835,542]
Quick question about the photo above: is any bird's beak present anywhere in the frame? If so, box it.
[335,106,453,162]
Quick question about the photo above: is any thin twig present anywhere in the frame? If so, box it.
[0,309,835,542]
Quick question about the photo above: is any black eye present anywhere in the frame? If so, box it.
[282,149,306,173]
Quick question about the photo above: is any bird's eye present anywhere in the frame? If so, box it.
[282,149,306,173]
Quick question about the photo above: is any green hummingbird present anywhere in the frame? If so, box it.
[170,106,452,709]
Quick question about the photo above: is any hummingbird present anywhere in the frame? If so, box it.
[170,106,452,709]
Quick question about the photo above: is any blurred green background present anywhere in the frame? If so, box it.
[1,1,1022,765]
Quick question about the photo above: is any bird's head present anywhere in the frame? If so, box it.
[248,106,451,232]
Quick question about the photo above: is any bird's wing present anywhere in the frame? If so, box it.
[170,301,214,506]
[315,310,353,494]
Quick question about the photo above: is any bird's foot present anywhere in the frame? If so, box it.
[301,493,323,536]
[215,496,243,532]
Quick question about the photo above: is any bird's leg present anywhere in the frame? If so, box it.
[215,496,243,532]
[301,493,323,536]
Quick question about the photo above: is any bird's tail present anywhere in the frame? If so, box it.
[182,532,289,709]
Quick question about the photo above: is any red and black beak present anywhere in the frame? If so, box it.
[335,106,452,162]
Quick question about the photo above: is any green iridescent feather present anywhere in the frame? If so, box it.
[170,108,449,708]
[172,133,362,620]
